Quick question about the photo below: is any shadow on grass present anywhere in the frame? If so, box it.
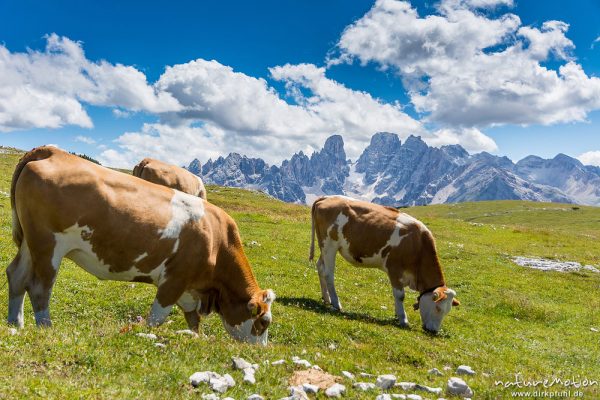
[278,296,408,329]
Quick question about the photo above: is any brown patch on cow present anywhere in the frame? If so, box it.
[329,223,339,241]
[132,276,154,284]
[289,369,341,390]
[12,146,271,333]
[133,157,206,199]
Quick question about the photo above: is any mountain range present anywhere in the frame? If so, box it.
[186,132,600,206]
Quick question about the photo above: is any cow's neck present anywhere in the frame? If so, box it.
[217,250,261,303]
[413,253,446,294]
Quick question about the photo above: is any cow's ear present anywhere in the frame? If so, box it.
[263,289,276,305]
[452,298,461,307]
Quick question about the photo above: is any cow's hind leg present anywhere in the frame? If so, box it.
[6,243,33,328]
[321,245,342,311]
[177,290,199,333]
[316,255,331,305]
[392,286,409,327]
[28,239,64,327]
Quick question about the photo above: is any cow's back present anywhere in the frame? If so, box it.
[134,158,205,199]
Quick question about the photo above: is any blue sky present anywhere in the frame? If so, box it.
[0,0,599,167]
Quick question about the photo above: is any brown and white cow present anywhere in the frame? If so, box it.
[309,195,459,333]
[8,146,274,344]
[133,157,207,200]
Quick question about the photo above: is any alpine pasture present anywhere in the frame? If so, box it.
[0,148,598,399]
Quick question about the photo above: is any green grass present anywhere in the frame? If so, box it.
[0,149,598,399]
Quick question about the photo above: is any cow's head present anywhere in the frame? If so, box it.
[414,286,459,333]
[220,289,275,345]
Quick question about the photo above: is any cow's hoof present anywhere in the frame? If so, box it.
[398,320,410,328]
[332,304,343,312]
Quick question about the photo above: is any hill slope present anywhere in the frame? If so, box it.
[0,148,598,399]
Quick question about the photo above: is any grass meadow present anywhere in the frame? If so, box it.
[0,148,598,399]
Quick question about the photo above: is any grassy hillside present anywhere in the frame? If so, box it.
[0,148,598,399]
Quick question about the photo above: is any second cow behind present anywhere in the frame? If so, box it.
[134,158,206,199]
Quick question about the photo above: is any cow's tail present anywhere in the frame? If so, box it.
[309,199,318,262]
[10,146,57,247]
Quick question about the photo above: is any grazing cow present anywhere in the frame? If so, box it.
[133,157,207,200]
[309,195,459,333]
[8,146,274,344]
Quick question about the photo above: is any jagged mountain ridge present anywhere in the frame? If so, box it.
[186,132,600,206]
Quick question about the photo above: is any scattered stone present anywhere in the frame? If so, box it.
[391,395,406,399]
[302,383,319,394]
[243,368,256,384]
[176,329,199,337]
[591,327,599,332]
[512,256,600,273]
[443,366,452,372]
[190,371,218,387]
[359,372,375,378]
[247,395,264,400]
[247,240,261,247]
[428,368,443,376]
[376,395,392,400]
[328,343,337,350]
[324,383,346,398]
[447,377,474,398]
[353,382,377,391]
[311,365,322,371]
[8,328,18,336]
[136,332,157,340]
[154,343,166,349]
[189,371,235,393]
[396,382,416,391]
[406,395,422,400]
[232,356,254,370]
[292,357,312,368]
[482,373,491,378]
[376,374,397,389]
[415,384,443,395]
[201,394,219,400]
[222,398,235,400]
[456,365,475,376]
[288,386,310,400]
[271,359,286,365]
[271,256,278,260]
[337,371,352,381]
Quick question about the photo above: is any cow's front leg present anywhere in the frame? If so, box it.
[148,277,184,327]
[322,248,342,311]
[177,290,199,332]
[392,287,409,327]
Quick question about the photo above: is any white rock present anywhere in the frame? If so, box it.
[376,395,392,400]
[406,395,422,400]
[328,343,337,350]
[302,383,319,394]
[359,372,375,378]
[243,368,256,384]
[447,377,474,398]
[324,383,346,398]
[341,371,355,380]
[428,368,443,376]
[190,371,219,387]
[288,386,309,400]
[222,374,235,388]
[591,327,599,332]
[271,359,286,365]
[442,366,452,371]
[222,398,235,400]
[311,365,322,371]
[376,374,397,389]
[415,384,442,394]
[232,356,254,370]
[396,382,416,391]
[8,328,18,336]
[252,363,259,371]
[353,382,376,391]
[201,394,219,400]
[391,395,407,399]
[456,365,476,376]
[293,359,312,368]
[136,332,157,340]
[154,343,166,348]
[247,395,264,400]
[176,329,199,337]
[210,378,231,393]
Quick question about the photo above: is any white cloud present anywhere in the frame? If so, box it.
[578,151,600,167]
[592,36,600,49]
[0,34,181,132]
[425,127,498,152]
[74,135,96,144]
[333,0,600,128]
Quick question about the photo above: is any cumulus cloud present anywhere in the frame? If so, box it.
[0,34,181,132]
[424,127,498,152]
[74,135,96,144]
[578,151,600,167]
[101,59,437,166]
[332,0,600,128]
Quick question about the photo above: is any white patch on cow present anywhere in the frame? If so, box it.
[419,288,456,333]
[221,317,268,346]
[56,223,165,282]
[264,289,276,305]
[134,252,148,263]
[177,291,198,312]
[159,190,205,239]
[195,175,205,196]
[392,287,409,326]
[172,239,180,253]
[147,298,173,326]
